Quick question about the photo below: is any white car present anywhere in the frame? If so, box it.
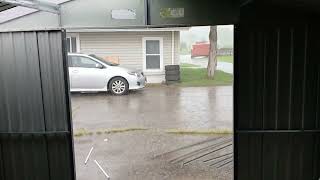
[68,53,146,95]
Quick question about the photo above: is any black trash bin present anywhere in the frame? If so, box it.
[165,65,180,84]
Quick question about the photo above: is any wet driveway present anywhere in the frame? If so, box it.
[71,86,233,131]
[72,86,233,180]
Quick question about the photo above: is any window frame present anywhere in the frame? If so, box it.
[66,33,80,53]
[68,55,104,69]
[142,37,164,72]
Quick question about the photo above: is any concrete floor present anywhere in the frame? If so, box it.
[74,133,232,180]
[71,86,233,180]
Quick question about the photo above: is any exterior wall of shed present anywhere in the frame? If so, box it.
[235,3,320,180]
[60,0,145,28]
[77,31,180,83]
[0,30,75,180]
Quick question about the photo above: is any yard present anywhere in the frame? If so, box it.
[180,68,233,86]
[179,55,233,87]
[217,55,233,63]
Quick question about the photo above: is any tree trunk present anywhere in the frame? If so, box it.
[207,26,218,78]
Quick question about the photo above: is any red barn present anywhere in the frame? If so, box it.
[191,42,210,57]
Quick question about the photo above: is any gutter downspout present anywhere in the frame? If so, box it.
[58,5,62,27]
[171,31,175,65]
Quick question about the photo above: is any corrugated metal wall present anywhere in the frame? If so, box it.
[0,30,75,180]
[235,3,320,180]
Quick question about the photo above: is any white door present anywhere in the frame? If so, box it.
[68,56,108,90]
[143,37,163,72]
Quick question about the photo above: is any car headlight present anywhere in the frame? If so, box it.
[128,72,138,76]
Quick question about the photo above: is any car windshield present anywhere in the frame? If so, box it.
[89,54,119,66]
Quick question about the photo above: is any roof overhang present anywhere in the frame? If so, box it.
[0,0,59,14]
[243,0,320,12]
[66,27,191,33]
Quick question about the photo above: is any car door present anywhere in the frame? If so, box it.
[69,55,108,90]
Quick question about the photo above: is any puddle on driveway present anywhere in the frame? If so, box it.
[71,86,233,131]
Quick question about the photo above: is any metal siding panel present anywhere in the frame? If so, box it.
[37,31,69,131]
[0,30,75,180]
[289,134,303,180]
[235,4,320,180]
[47,134,74,180]
[237,134,249,179]
[277,27,291,129]
[238,133,319,180]
[318,68,320,130]
[301,134,314,180]
[261,134,277,180]
[248,134,263,180]
[264,29,278,130]
[236,8,320,132]
[148,0,238,26]
[252,31,265,130]
[1,135,50,180]
[0,32,45,133]
[290,26,306,130]
[22,32,46,132]
[276,134,291,180]
[246,31,255,130]
[0,140,4,180]
[313,135,320,179]
[0,3,14,11]
[0,32,18,132]
[237,27,251,129]
[2,135,19,180]
[304,24,319,130]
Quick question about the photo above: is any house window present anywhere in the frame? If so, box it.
[143,37,163,71]
[66,34,79,53]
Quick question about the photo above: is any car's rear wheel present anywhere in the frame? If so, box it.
[109,77,129,95]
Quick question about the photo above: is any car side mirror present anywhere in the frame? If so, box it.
[95,63,104,69]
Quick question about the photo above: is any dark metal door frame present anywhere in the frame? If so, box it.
[234,3,320,180]
[0,29,76,180]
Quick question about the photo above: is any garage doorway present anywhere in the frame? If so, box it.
[1,1,319,180]
[70,25,234,180]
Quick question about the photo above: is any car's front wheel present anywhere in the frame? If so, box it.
[109,77,129,95]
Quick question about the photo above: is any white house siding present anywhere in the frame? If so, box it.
[174,31,180,65]
[78,31,180,83]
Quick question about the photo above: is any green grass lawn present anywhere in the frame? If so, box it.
[179,68,233,87]
[180,63,201,68]
[218,55,233,63]
[181,55,233,64]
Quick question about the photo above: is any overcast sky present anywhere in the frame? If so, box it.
[180,25,234,49]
